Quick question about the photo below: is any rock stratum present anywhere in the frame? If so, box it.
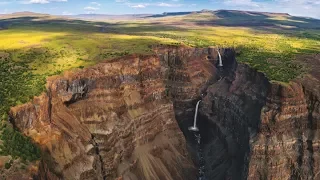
[9,46,320,180]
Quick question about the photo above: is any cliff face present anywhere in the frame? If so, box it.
[10,46,224,180]
[247,54,320,180]
[248,82,320,180]
[193,53,320,179]
[9,46,320,180]
[176,52,271,179]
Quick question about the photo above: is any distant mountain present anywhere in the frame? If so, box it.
[213,10,291,19]
[68,14,153,20]
[147,9,292,18]
[2,10,318,22]
[69,10,293,20]
[0,11,50,19]
[12,11,49,16]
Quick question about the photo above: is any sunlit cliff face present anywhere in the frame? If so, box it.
[9,46,320,180]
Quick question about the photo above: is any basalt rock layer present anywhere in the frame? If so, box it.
[9,46,320,180]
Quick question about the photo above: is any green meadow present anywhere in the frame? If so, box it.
[0,10,320,163]
[1,11,320,118]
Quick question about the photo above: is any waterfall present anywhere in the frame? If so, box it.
[189,100,201,132]
[188,100,206,179]
[217,49,223,67]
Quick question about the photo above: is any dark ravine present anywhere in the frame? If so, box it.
[173,48,271,179]
[8,46,320,180]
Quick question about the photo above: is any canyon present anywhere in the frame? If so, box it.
[9,46,320,180]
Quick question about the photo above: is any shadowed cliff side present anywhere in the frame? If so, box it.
[171,47,320,180]
[173,49,271,179]
[175,51,320,179]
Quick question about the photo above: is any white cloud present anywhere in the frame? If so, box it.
[84,6,99,11]
[130,4,146,8]
[22,0,67,4]
[118,1,185,9]
[157,2,183,7]
[91,2,101,6]
[115,0,128,2]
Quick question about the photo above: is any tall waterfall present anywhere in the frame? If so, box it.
[188,100,206,179]
[217,49,223,67]
[189,100,201,132]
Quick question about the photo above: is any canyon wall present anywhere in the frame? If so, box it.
[9,46,320,180]
[192,53,320,179]
[9,46,224,180]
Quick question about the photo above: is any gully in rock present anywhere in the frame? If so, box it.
[195,132,206,180]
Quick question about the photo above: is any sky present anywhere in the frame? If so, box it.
[0,0,319,19]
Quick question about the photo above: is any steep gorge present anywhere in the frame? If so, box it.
[9,46,320,180]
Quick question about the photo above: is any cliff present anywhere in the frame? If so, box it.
[9,46,222,180]
[193,53,320,179]
[9,46,320,180]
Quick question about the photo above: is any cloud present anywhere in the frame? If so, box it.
[129,4,146,8]
[90,2,101,6]
[84,6,99,11]
[22,0,67,4]
[157,2,183,7]
[117,1,185,9]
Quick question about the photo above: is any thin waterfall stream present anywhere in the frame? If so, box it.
[187,49,224,179]
[217,49,223,67]
[188,100,201,132]
[189,100,206,180]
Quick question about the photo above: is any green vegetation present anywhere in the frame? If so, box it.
[0,58,46,117]
[0,123,41,162]
[4,160,12,169]
[0,56,44,164]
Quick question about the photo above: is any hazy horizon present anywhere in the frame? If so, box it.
[0,0,319,19]
[2,9,320,21]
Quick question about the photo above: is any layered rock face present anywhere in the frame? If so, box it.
[248,82,320,180]
[9,46,320,180]
[191,53,320,179]
[247,54,320,180]
[10,46,225,180]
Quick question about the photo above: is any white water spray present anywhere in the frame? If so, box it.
[189,100,202,132]
[217,49,223,67]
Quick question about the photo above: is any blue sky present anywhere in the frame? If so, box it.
[0,0,319,18]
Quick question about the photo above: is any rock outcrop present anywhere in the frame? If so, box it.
[9,46,320,180]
